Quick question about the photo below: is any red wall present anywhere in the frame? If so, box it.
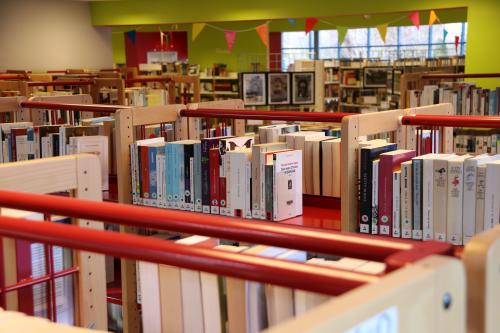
[269,32,282,72]
[125,31,188,68]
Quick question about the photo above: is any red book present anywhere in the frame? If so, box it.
[378,149,416,236]
[209,147,220,214]
[140,145,150,203]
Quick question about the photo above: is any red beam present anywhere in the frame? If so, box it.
[20,101,128,113]
[28,80,94,87]
[0,74,28,80]
[0,215,377,296]
[401,115,500,129]
[1,266,79,293]
[125,77,171,85]
[0,189,452,266]
[180,109,354,123]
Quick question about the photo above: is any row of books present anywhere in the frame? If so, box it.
[454,130,500,154]
[409,82,500,116]
[359,139,500,245]
[0,121,110,190]
[124,87,169,106]
[137,234,385,333]
[131,135,303,221]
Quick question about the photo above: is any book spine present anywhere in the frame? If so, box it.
[189,156,194,211]
[165,144,173,208]
[378,156,393,236]
[52,134,59,157]
[433,159,448,242]
[259,152,268,220]
[483,164,500,231]
[140,145,150,206]
[156,154,163,208]
[201,140,211,213]
[59,127,65,156]
[422,159,434,240]
[392,171,401,238]
[27,128,34,160]
[130,144,137,205]
[177,144,185,210]
[245,158,252,219]
[371,160,379,235]
[209,148,220,214]
[447,161,464,245]
[225,152,232,216]
[401,163,412,239]
[475,166,487,234]
[251,147,261,218]
[265,164,274,221]
[462,160,477,244]
[184,145,193,210]
[412,159,423,240]
[194,143,202,212]
[219,154,227,215]
[359,149,372,234]
[148,146,158,207]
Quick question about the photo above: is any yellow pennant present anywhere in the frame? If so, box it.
[192,23,206,41]
[429,10,438,26]
[376,23,388,43]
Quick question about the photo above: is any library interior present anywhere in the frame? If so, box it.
[0,0,499,332]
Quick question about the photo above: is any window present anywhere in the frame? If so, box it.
[281,21,467,68]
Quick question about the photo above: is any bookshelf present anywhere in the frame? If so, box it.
[199,72,239,101]
[0,155,107,330]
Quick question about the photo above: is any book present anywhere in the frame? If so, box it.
[432,154,457,242]
[293,258,332,316]
[483,160,500,231]
[227,148,252,218]
[446,154,472,245]
[475,165,488,235]
[69,136,109,191]
[305,136,334,195]
[378,149,415,236]
[209,147,221,214]
[392,170,401,238]
[400,161,412,239]
[59,125,99,156]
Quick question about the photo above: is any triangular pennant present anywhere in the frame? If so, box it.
[288,18,297,26]
[305,17,318,35]
[225,31,236,52]
[256,24,269,48]
[455,36,460,53]
[337,26,348,45]
[376,23,388,43]
[408,11,420,29]
[192,23,206,41]
[443,28,448,42]
[428,10,438,26]
[125,30,137,44]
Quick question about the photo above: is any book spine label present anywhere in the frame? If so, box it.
[194,143,202,212]
[447,162,464,245]
[422,159,434,240]
[392,172,401,238]
[412,159,423,240]
[371,160,379,235]
[209,148,220,214]
[140,145,150,206]
[401,163,412,239]
[378,157,393,236]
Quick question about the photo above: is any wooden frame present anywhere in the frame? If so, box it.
[0,155,107,330]
[340,103,453,232]
[463,225,500,333]
[0,80,29,97]
[266,255,465,333]
[90,78,125,105]
[0,96,27,121]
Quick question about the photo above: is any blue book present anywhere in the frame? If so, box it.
[147,145,163,206]
[489,90,497,116]
[165,143,175,208]
[27,127,35,160]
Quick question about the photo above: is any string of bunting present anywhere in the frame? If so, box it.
[123,10,461,53]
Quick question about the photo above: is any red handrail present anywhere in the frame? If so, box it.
[0,215,377,296]
[180,109,354,122]
[27,80,95,87]
[401,115,500,128]
[0,189,452,270]
[0,74,28,80]
[125,77,171,85]
[20,101,128,113]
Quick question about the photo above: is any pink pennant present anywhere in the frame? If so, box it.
[225,30,236,52]
[305,17,318,35]
[455,36,460,53]
[408,11,420,29]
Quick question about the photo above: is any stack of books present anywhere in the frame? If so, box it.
[359,139,500,245]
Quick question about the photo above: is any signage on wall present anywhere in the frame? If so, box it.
[147,51,178,64]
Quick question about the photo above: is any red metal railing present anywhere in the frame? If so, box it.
[0,74,29,80]
[401,115,500,128]
[27,80,95,87]
[0,190,452,271]
[180,108,353,122]
[125,77,171,86]
[20,101,128,113]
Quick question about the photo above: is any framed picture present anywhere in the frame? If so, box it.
[363,67,391,88]
[292,72,315,105]
[241,73,267,106]
[267,73,290,105]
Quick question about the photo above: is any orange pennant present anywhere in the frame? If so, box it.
[256,24,268,47]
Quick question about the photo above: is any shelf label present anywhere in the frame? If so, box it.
[344,306,398,333]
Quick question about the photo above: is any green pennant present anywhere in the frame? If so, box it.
[337,26,348,45]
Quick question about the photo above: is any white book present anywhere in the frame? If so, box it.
[400,161,412,239]
[446,155,471,245]
[483,160,500,231]
[69,136,109,191]
[294,258,332,316]
[392,170,401,238]
[137,262,161,333]
[463,154,500,243]
[422,154,446,240]
[273,150,303,221]
[331,138,342,197]
[321,140,334,197]
[228,148,252,218]
[432,154,457,242]
[475,165,488,235]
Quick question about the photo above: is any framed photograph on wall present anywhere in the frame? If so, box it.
[241,73,267,106]
[292,72,315,105]
[267,73,290,105]
[363,67,391,88]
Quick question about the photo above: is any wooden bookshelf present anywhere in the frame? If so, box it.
[199,72,239,101]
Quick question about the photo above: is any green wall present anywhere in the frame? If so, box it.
[94,0,500,88]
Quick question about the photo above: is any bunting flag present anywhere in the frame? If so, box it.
[443,28,448,42]
[376,23,388,43]
[428,10,438,26]
[408,11,420,29]
[256,24,269,47]
[288,18,297,26]
[305,17,318,34]
[225,30,236,52]
[125,30,137,44]
[455,36,460,53]
[337,26,348,45]
[192,23,206,41]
